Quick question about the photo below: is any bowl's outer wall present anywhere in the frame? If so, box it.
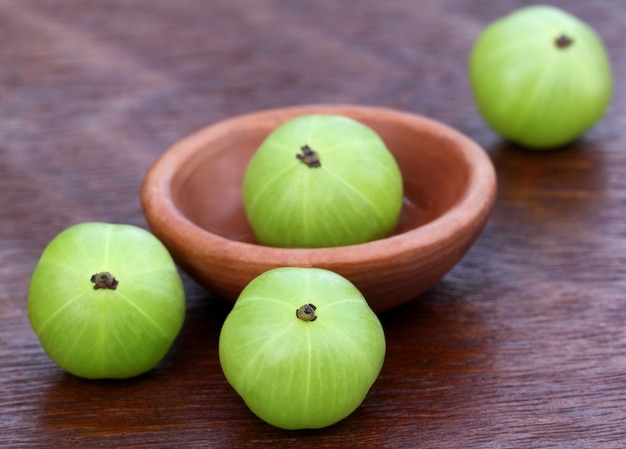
[141,105,497,312]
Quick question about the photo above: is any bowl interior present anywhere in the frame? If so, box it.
[170,109,471,244]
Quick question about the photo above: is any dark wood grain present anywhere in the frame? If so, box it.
[2,1,625,447]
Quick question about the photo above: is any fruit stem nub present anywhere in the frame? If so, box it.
[296,303,317,321]
[91,272,118,290]
[296,145,321,168]
[555,34,573,49]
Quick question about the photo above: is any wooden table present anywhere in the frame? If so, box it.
[2,1,625,447]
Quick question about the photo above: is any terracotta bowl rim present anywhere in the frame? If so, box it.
[142,103,496,267]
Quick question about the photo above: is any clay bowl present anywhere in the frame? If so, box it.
[141,104,496,313]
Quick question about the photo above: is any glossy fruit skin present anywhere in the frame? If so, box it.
[469,5,612,149]
[218,267,386,430]
[28,222,186,379]
[242,114,403,248]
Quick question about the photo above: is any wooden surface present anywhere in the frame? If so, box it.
[1,1,625,447]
